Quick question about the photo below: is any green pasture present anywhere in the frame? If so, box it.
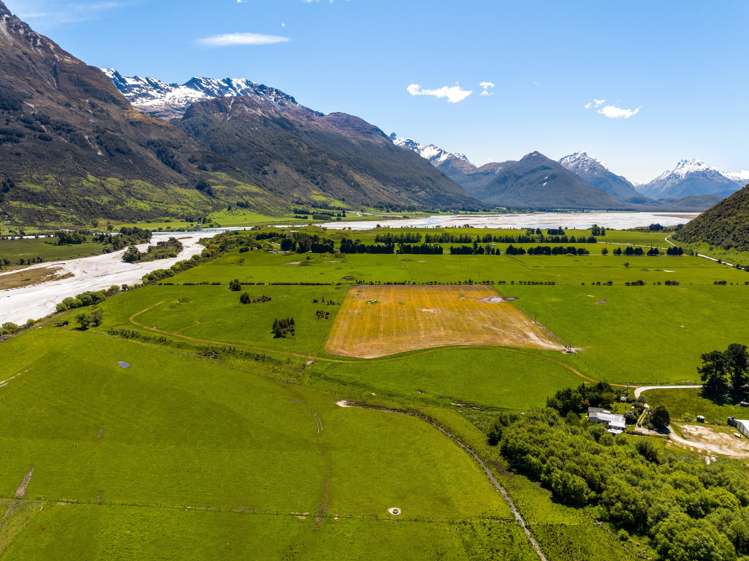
[0,237,105,267]
[4,224,749,560]
[644,388,749,426]
[0,328,517,560]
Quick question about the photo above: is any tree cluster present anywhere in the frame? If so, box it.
[240,293,271,305]
[280,233,335,254]
[76,309,103,331]
[272,318,295,339]
[122,238,182,263]
[496,409,749,561]
[56,287,120,313]
[699,344,749,402]
[546,382,622,416]
[55,230,90,245]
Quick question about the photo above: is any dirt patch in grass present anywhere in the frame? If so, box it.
[14,468,33,499]
[677,424,749,457]
[326,285,563,359]
[0,267,71,290]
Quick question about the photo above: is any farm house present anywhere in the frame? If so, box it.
[588,408,626,435]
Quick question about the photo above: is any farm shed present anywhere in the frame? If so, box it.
[736,420,749,438]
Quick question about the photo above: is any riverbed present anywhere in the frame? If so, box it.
[0,231,218,326]
[319,211,698,231]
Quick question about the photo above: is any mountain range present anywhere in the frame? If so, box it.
[394,134,747,210]
[0,1,747,226]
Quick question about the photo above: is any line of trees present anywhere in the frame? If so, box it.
[423,232,598,244]
[610,246,683,257]
[340,239,395,254]
[506,245,590,256]
[397,244,443,255]
[280,233,335,254]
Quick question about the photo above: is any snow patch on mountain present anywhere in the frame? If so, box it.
[559,152,609,175]
[723,170,749,183]
[389,133,469,165]
[103,69,298,119]
[640,159,741,200]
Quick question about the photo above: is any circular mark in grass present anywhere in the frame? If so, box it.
[387,507,402,516]
[118,361,130,369]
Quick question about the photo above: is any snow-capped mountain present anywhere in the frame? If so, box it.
[639,159,741,200]
[390,134,470,166]
[103,69,298,119]
[389,133,477,186]
[559,152,642,202]
[723,170,749,184]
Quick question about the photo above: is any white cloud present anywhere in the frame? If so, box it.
[584,98,641,119]
[196,32,290,47]
[479,81,495,97]
[15,1,124,25]
[597,104,640,119]
[584,98,606,109]
[407,83,472,104]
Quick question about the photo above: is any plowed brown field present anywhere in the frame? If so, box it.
[326,285,563,358]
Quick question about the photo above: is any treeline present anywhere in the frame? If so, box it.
[491,404,749,561]
[339,240,444,254]
[0,256,43,267]
[507,245,590,256]
[421,232,599,244]
[56,286,122,312]
[610,246,684,256]
[280,233,335,254]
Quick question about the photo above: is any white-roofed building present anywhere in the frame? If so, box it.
[588,407,626,435]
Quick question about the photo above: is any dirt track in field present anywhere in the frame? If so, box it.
[326,285,563,359]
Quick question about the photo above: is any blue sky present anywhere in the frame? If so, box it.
[5,0,749,183]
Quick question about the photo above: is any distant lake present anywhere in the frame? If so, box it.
[320,211,699,231]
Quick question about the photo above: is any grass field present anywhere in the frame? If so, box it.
[0,238,105,269]
[0,329,522,560]
[3,225,749,560]
[327,285,562,358]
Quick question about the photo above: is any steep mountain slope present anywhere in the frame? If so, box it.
[0,1,230,223]
[560,152,642,202]
[674,186,749,250]
[179,97,477,210]
[104,70,298,120]
[639,160,740,200]
[466,152,624,209]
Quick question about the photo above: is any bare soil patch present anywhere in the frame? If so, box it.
[326,285,563,359]
[677,424,749,457]
[0,267,71,291]
[14,469,33,499]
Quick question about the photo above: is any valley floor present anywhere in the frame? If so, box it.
[1,225,747,560]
